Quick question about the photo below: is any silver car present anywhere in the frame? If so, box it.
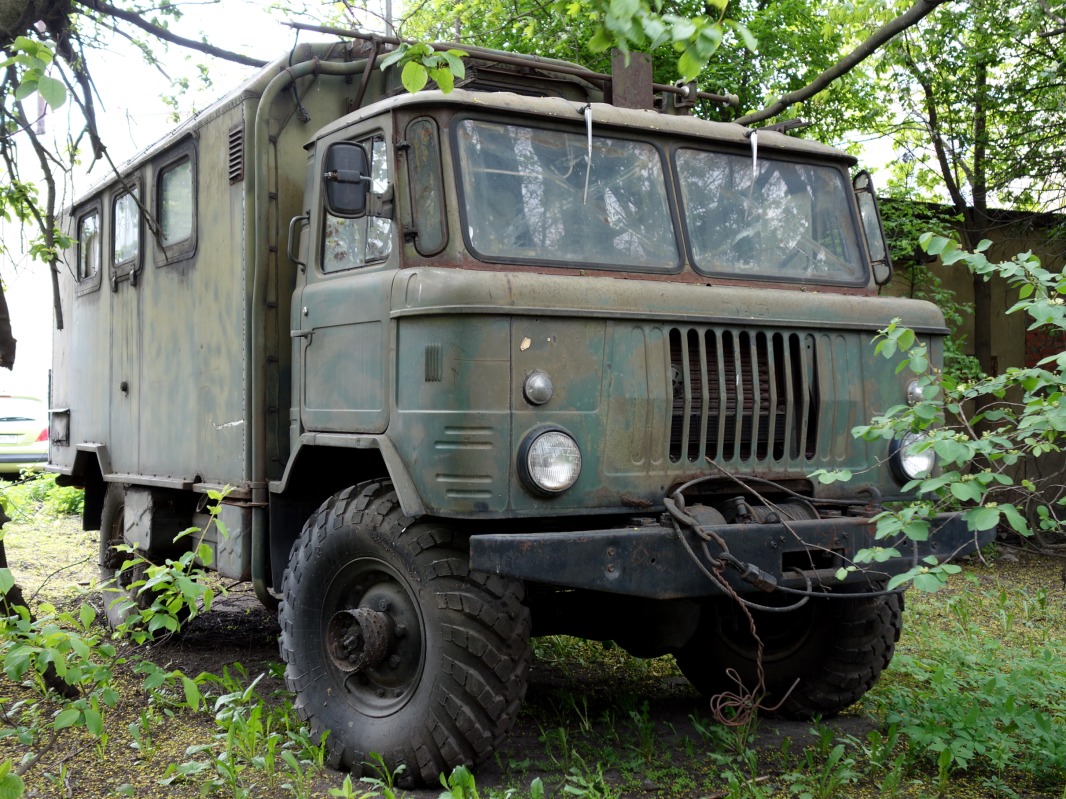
[0,396,48,476]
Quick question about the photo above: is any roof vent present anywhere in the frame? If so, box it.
[228,126,245,184]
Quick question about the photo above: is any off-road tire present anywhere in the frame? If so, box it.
[278,480,532,786]
[98,483,190,634]
[98,483,141,629]
[675,587,903,718]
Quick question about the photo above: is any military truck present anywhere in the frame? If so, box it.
[50,34,982,784]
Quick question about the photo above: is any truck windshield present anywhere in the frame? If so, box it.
[455,119,679,270]
[676,149,865,283]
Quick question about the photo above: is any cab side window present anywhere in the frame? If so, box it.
[322,136,393,273]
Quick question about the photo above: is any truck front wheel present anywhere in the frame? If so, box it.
[674,587,903,718]
[278,481,532,786]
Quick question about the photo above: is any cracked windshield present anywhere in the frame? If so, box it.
[456,119,679,269]
[677,149,866,283]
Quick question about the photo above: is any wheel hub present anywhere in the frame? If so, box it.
[327,607,391,672]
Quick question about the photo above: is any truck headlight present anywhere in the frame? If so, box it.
[519,428,581,495]
[906,379,924,406]
[891,432,935,482]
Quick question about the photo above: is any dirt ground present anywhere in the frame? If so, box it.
[2,512,1063,798]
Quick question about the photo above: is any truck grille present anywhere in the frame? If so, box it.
[668,328,820,465]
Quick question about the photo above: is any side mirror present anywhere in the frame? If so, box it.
[323,142,370,217]
[853,170,892,286]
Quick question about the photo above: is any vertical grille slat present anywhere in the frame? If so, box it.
[668,326,821,466]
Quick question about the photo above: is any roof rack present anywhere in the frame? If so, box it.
[288,22,739,109]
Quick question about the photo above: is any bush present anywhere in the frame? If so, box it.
[0,473,83,520]
[813,236,1066,588]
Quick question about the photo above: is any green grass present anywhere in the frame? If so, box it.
[1,474,1065,798]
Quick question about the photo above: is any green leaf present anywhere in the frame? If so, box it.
[54,707,80,730]
[0,569,14,597]
[37,75,66,110]
[886,571,914,591]
[78,603,96,629]
[588,26,616,52]
[677,48,704,82]
[181,675,202,710]
[13,78,37,102]
[429,66,455,93]
[965,505,1000,532]
[922,234,949,256]
[999,503,1029,535]
[379,46,408,70]
[949,481,983,503]
[442,51,466,80]
[727,20,758,51]
[83,707,103,737]
[0,771,24,799]
[902,520,929,542]
[913,572,946,592]
[401,61,429,93]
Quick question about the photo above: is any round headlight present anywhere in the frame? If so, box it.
[906,379,924,406]
[523,370,554,405]
[520,429,582,494]
[891,432,935,482]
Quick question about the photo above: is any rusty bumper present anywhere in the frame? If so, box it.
[469,513,989,599]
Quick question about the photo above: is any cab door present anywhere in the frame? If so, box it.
[295,124,397,435]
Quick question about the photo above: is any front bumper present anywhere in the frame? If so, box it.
[469,513,989,599]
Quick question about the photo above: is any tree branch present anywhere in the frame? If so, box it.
[73,0,269,68]
[735,0,950,126]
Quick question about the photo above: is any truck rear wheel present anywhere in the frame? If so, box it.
[278,481,531,786]
[98,483,190,634]
[99,483,142,629]
[674,587,903,718]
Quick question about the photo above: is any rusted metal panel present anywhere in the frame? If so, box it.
[610,51,653,110]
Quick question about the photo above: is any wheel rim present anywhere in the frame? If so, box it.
[714,601,817,664]
[323,556,426,717]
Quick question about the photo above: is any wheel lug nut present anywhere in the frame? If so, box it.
[388,655,401,668]
[378,599,388,611]
[394,624,406,638]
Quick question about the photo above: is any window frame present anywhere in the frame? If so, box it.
[404,117,448,257]
[73,201,103,296]
[153,140,198,266]
[110,177,144,286]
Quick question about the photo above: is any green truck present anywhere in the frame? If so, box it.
[50,35,981,784]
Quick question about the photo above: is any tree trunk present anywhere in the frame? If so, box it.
[0,282,15,370]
